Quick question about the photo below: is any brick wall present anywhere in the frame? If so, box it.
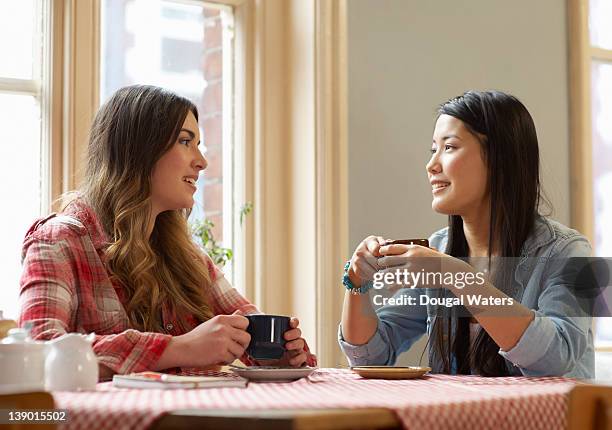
[200,8,224,242]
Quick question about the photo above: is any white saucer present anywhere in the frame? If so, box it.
[229,366,316,382]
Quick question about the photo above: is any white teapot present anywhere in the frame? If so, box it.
[45,333,98,391]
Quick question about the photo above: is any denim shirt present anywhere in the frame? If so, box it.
[338,217,595,378]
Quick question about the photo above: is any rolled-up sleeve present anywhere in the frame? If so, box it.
[499,236,594,377]
[338,288,428,366]
[498,310,590,376]
[19,239,78,337]
[338,324,393,365]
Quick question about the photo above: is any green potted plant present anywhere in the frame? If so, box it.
[190,202,252,267]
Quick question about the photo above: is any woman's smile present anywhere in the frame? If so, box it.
[431,180,451,194]
[182,176,198,192]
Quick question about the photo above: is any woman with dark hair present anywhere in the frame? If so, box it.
[339,90,594,377]
[19,85,315,379]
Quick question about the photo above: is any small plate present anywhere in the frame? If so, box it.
[351,366,431,380]
[228,366,317,382]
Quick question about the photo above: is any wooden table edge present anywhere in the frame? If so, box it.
[152,407,402,430]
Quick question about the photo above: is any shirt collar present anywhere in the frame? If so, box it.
[63,197,110,251]
[519,216,556,258]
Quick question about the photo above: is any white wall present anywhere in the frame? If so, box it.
[347,0,569,364]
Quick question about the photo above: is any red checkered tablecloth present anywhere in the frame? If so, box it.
[53,368,576,430]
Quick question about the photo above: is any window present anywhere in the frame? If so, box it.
[569,0,612,349]
[589,0,612,260]
[100,0,241,288]
[588,1,612,348]
[0,0,51,319]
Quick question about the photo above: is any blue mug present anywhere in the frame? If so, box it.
[246,314,291,360]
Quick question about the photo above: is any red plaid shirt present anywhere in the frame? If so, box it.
[19,199,316,375]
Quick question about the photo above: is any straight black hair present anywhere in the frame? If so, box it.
[431,90,549,376]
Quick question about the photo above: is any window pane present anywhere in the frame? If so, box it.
[100,0,237,283]
[589,0,612,50]
[591,60,612,344]
[596,319,612,346]
[0,94,41,319]
[0,0,36,79]
[591,60,612,258]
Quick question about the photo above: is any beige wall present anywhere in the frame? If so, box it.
[346,0,570,364]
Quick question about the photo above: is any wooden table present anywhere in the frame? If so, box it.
[154,407,400,430]
[4,369,583,430]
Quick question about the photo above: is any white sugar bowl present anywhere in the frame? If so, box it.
[0,327,46,394]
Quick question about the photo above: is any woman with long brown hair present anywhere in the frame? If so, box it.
[339,90,594,377]
[19,85,315,379]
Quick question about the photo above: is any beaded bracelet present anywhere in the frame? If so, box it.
[342,261,373,295]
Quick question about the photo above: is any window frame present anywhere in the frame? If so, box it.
[200,0,350,367]
[568,0,612,248]
[568,0,612,352]
[0,0,54,319]
[204,0,252,294]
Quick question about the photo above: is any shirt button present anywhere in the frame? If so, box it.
[166,323,174,331]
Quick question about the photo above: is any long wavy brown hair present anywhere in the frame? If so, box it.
[80,85,214,332]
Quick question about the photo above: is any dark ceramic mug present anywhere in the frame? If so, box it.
[246,314,291,360]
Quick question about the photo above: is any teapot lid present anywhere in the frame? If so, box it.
[2,328,29,344]
[1,321,33,344]
[0,322,44,351]
[49,332,96,347]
